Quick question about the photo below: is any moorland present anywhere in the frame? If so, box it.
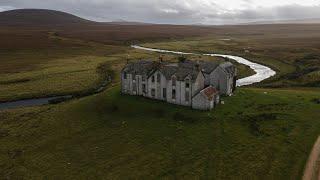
[0,9,319,179]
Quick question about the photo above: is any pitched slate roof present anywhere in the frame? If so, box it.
[122,59,224,81]
[200,86,219,101]
[159,65,178,79]
[163,62,199,81]
[220,62,236,75]
[199,61,220,74]
[121,60,155,76]
[176,60,219,74]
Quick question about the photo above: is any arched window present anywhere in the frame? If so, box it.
[123,72,127,79]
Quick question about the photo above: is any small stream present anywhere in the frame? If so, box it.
[0,45,276,111]
[0,95,72,110]
[0,78,111,111]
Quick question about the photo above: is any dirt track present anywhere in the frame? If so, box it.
[303,136,320,180]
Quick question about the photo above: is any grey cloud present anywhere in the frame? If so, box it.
[211,4,320,24]
[0,5,15,12]
[1,0,320,24]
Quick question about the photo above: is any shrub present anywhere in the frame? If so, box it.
[96,63,115,80]
[241,113,281,136]
[152,108,165,118]
[107,102,119,112]
[311,98,320,104]
[173,112,196,123]
[178,56,187,63]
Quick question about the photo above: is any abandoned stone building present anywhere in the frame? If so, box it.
[120,59,237,110]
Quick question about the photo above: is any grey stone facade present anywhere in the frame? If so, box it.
[121,59,236,110]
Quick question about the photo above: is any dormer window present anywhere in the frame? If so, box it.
[185,78,190,88]
[157,73,161,83]
[172,76,176,86]
[152,75,155,83]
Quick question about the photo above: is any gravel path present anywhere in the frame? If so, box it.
[303,136,320,180]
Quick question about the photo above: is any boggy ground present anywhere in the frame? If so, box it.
[0,30,241,102]
[0,86,320,179]
[142,28,320,88]
[1,19,320,179]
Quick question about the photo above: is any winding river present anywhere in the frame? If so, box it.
[0,45,276,110]
[131,45,276,87]
[0,78,110,110]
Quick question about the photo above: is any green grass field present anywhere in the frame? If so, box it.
[1,86,319,179]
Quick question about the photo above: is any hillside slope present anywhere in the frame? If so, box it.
[0,9,93,26]
[0,9,219,46]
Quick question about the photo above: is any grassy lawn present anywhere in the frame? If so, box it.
[0,86,319,179]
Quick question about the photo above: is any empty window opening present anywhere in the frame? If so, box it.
[151,89,156,97]
[172,89,176,99]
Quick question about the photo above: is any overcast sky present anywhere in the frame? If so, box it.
[1,0,320,24]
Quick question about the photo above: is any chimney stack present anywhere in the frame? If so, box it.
[159,54,163,63]
[126,54,130,64]
[195,60,201,71]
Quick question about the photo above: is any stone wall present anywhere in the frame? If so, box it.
[120,66,226,110]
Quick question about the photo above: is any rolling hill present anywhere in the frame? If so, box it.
[0,9,93,26]
[1,9,320,52]
[0,9,220,46]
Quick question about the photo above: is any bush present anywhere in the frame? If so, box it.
[152,108,165,118]
[173,112,196,123]
[178,56,187,63]
[96,63,115,80]
[241,113,281,136]
[107,102,119,112]
[312,98,320,104]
